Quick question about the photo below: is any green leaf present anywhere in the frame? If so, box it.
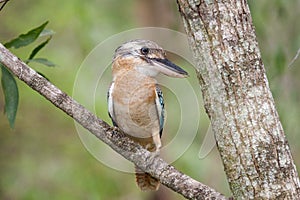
[4,21,49,49]
[26,58,56,67]
[1,64,19,128]
[27,37,52,62]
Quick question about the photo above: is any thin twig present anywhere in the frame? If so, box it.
[288,48,300,68]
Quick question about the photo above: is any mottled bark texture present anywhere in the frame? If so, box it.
[177,0,300,199]
[0,43,228,199]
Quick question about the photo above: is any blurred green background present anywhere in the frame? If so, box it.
[0,0,299,199]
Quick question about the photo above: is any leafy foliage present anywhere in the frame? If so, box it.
[1,64,18,128]
[1,21,55,128]
[27,36,51,61]
[26,58,55,67]
[4,21,49,49]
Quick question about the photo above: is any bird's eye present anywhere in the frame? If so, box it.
[140,47,150,55]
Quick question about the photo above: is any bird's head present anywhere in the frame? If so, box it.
[112,39,188,78]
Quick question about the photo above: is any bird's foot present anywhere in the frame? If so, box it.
[144,143,160,162]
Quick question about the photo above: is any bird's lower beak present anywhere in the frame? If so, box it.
[152,58,188,78]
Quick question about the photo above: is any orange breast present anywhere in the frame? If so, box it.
[112,67,160,135]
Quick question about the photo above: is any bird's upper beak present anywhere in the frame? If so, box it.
[151,58,188,78]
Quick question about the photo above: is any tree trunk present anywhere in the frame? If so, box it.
[177,0,300,199]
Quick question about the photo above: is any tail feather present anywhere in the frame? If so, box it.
[135,166,159,191]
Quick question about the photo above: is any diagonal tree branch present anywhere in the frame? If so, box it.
[0,43,227,200]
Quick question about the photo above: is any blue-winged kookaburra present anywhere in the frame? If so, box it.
[107,39,188,191]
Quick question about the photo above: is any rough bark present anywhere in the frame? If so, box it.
[0,43,227,199]
[177,0,300,199]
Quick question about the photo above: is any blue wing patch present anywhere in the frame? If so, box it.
[155,85,164,138]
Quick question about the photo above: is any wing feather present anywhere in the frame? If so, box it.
[155,85,164,138]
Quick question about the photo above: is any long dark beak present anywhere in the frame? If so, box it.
[151,58,188,78]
